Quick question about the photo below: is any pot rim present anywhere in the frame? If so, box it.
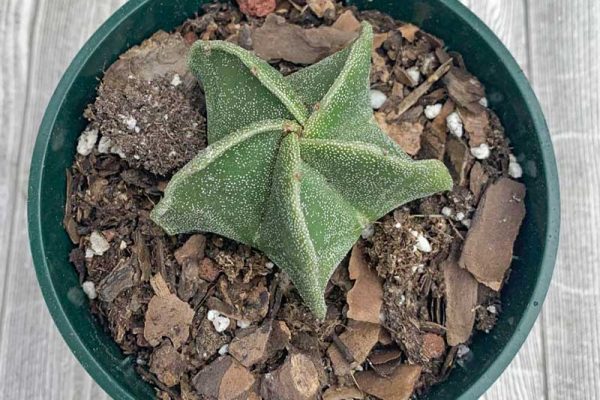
[27,0,560,399]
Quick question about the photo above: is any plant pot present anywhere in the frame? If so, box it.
[28,0,559,398]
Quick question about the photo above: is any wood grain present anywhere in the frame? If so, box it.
[528,0,600,398]
[0,0,598,399]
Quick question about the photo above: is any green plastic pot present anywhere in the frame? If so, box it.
[28,0,559,398]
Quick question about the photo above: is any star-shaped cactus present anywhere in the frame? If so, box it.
[151,22,452,318]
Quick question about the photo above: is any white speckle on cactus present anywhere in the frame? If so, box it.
[90,231,110,256]
[361,224,375,239]
[77,128,98,156]
[171,74,182,87]
[441,206,453,217]
[415,233,432,253]
[218,344,229,355]
[406,66,421,85]
[236,319,251,329]
[471,143,491,160]
[424,103,442,119]
[369,89,387,109]
[82,281,97,300]
[212,315,230,333]
[446,112,463,137]
[479,97,488,107]
[508,154,523,178]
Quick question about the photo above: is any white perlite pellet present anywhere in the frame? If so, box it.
[218,344,229,355]
[207,309,220,322]
[414,232,432,253]
[441,206,453,217]
[424,103,442,119]
[446,112,463,137]
[508,154,523,178]
[125,116,137,131]
[479,97,489,107]
[369,89,387,109]
[82,281,97,300]
[361,224,374,239]
[406,66,421,85]
[487,305,498,314]
[457,344,471,358]
[76,129,98,156]
[212,315,230,333]
[237,319,251,329]
[265,261,274,269]
[470,143,491,160]
[90,231,110,256]
[171,74,182,87]
[455,211,465,221]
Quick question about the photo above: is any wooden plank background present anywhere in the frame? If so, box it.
[0,0,597,398]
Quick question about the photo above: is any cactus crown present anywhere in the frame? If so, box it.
[151,22,452,318]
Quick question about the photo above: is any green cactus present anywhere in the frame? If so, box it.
[151,22,452,318]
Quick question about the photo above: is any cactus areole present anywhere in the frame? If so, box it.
[151,22,452,318]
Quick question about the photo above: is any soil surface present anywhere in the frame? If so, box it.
[65,2,526,399]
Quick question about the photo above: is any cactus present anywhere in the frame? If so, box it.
[151,22,452,318]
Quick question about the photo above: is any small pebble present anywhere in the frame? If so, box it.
[369,89,387,109]
[508,154,523,178]
[82,281,97,300]
[415,233,432,253]
[97,136,112,154]
[470,143,491,160]
[207,309,220,322]
[218,344,229,356]
[446,112,463,137]
[90,231,110,256]
[76,129,98,156]
[406,66,421,85]
[125,116,137,131]
[237,319,251,329]
[424,103,442,119]
[170,74,182,87]
[361,224,374,239]
[441,206,453,217]
[457,344,471,358]
[212,315,230,333]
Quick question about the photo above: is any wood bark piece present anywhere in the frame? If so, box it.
[192,356,255,400]
[459,178,526,290]
[443,67,485,110]
[398,23,420,42]
[175,235,207,301]
[228,320,291,367]
[252,15,357,64]
[323,386,364,400]
[332,10,361,33]
[421,333,445,360]
[375,113,423,155]
[97,259,136,303]
[459,104,490,147]
[347,244,383,324]
[443,257,478,346]
[237,0,276,17]
[307,0,335,18]
[469,162,489,203]
[327,321,380,376]
[261,352,321,400]
[355,364,422,400]
[149,342,187,387]
[144,274,195,349]
[445,135,473,186]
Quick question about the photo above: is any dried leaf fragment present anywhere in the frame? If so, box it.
[323,386,364,400]
[459,178,526,290]
[144,279,195,349]
[347,244,383,324]
[252,14,357,64]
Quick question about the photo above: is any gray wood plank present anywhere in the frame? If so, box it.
[459,1,547,399]
[0,0,125,399]
[527,0,600,399]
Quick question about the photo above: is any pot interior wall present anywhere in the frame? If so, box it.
[30,0,557,398]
